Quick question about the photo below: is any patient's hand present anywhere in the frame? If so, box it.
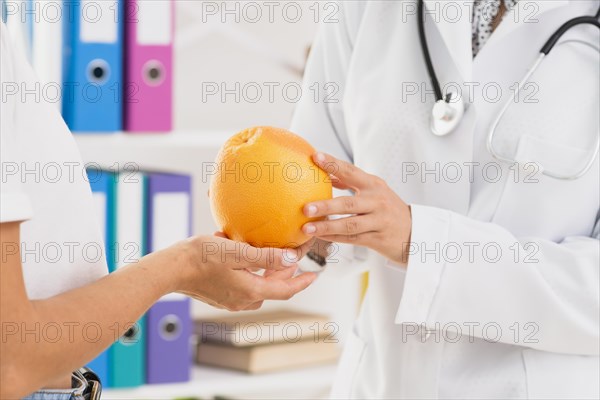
[172,234,317,311]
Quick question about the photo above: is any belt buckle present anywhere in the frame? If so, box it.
[72,367,102,400]
[86,380,102,400]
[71,370,86,397]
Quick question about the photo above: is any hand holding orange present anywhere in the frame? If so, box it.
[209,126,333,248]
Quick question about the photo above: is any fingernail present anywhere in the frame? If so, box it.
[282,254,298,267]
[306,205,317,217]
[315,153,326,164]
[304,224,316,234]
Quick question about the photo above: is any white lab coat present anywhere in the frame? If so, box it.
[291,1,600,399]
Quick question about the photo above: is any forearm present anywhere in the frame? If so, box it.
[2,227,313,398]
[3,245,181,397]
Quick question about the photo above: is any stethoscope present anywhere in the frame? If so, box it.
[418,0,600,180]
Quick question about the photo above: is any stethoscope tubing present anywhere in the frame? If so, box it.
[332,2,600,170]
[417,0,444,102]
[541,16,600,54]
[418,0,600,104]
[487,39,600,180]
[419,0,600,179]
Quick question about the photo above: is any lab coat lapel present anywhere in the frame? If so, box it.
[423,0,473,83]
[421,1,475,215]
[484,0,571,49]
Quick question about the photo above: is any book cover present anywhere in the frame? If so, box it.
[195,310,336,347]
[196,339,339,374]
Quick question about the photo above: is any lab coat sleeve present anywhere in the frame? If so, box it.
[292,2,367,273]
[396,204,600,355]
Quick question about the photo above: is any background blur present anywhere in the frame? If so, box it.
[175,1,317,130]
[4,1,364,399]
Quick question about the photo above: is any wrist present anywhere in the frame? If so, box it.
[140,238,199,295]
[173,236,211,293]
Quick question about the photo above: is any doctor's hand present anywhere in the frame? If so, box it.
[302,152,413,266]
[162,234,316,311]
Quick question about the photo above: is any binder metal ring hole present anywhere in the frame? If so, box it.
[142,60,165,86]
[159,314,181,341]
[92,67,104,80]
[148,67,160,81]
[87,59,110,85]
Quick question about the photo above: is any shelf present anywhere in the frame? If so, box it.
[73,130,230,174]
[103,363,337,400]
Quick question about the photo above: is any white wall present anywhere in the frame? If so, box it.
[174,1,320,131]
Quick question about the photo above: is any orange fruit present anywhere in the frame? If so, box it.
[210,126,332,248]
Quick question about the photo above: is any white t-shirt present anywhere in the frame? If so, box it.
[0,22,107,299]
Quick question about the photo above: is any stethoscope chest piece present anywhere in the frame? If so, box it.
[430,92,465,137]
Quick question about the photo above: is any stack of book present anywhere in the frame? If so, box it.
[194,310,340,374]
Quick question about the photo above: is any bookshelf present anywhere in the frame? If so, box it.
[73,131,362,399]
